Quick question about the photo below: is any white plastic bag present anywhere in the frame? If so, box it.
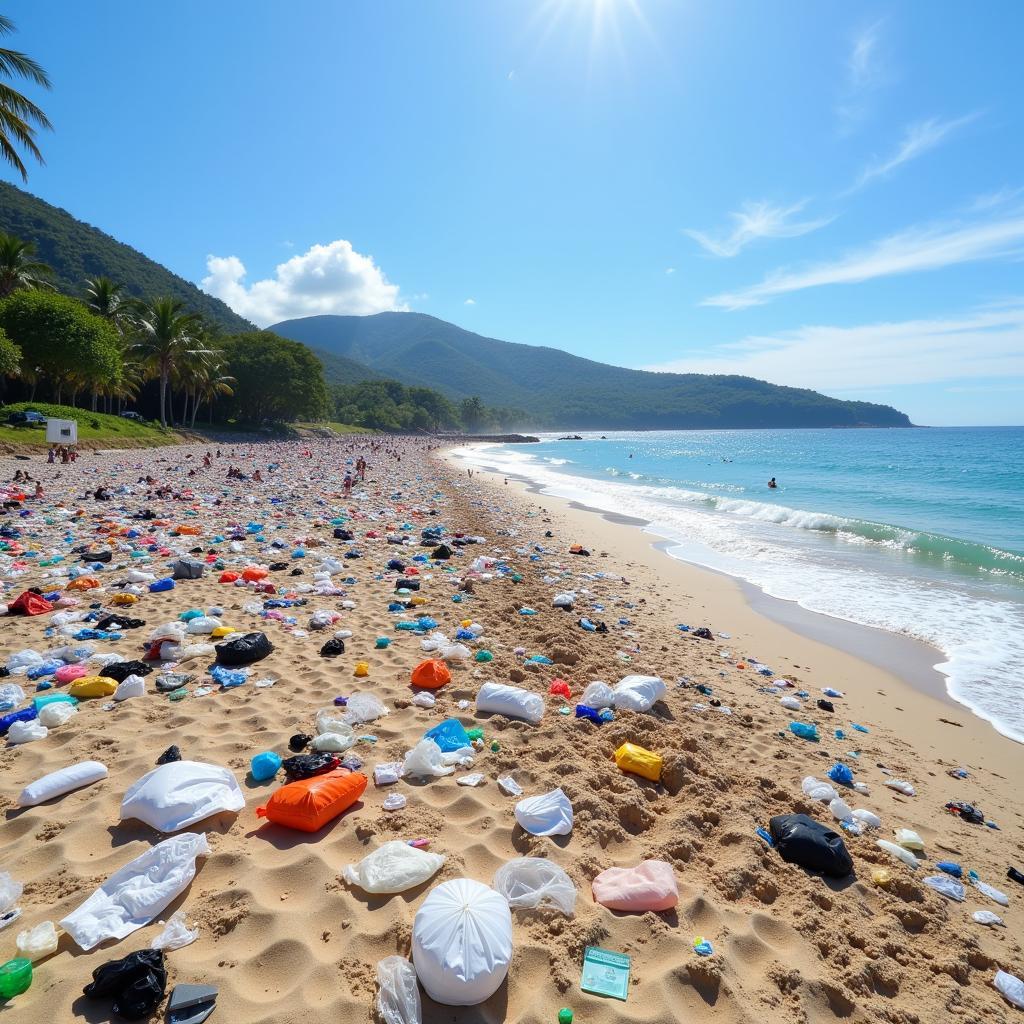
[377,956,422,1024]
[60,832,209,950]
[38,701,78,727]
[403,739,455,778]
[581,681,614,709]
[18,760,108,807]
[6,649,43,673]
[801,777,838,802]
[311,730,356,753]
[440,643,472,662]
[994,970,1024,1009]
[492,858,576,915]
[344,840,445,894]
[876,839,918,868]
[973,910,1004,926]
[344,692,388,725]
[780,695,801,710]
[552,592,575,608]
[895,828,925,850]
[413,879,512,1006]
[852,809,881,828]
[412,692,435,709]
[829,798,853,822]
[514,788,573,837]
[0,683,26,709]
[884,778,916,796]
[0,872,23,914]
[315,708,351,735]
[476,681,544,724]
[7,720,47,744]
[150,909,199,950]
[120,760,245,832]
[924,874,965,901]
[113,674,146,702]
[16,920,57,960]
[972,879,1009,906]
[611,675,666,712]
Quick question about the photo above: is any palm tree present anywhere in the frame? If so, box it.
[0,15,52,181]
[191,359,235,427]
[133,297,202,427]
[85,277,136,410]
[0,231,53,297]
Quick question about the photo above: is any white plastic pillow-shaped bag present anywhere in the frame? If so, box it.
[18,760,108,807]
[413,878,513,1006]
[120,760,244,832]
[343,840,445,894]
[611,675,666,712]
[514,788,574,837]
[581,681,614,709]
[476,681,544,724]
[492,857,576,915]
[60,832,208,950]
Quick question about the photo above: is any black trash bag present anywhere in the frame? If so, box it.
[290,568,304,576]
[96,614,146,631]
[83,949,167,1021]
[397,578,420,591]
[769,813,853,878]
[268,561,288,571]
[432,545,453,560]
[171,558,206,580]
[288,733,312,752]
[215,631,273,666]
[103,660,154,682]
[343,550,362,559]
[82,549,112,563]
[817,699,835,713]
[692,626,714,640]
[319,638,345,658]
[386,558,406,572]
[156,745,182,765]
[333,528,353,540]
[282,752,339,780]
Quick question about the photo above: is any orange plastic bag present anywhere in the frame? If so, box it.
[255,769,367,832]
[410,659,451,689]
[242,567,268,582]
[175,525,201,535]
[219,571,240,583]
[66,576,100,591]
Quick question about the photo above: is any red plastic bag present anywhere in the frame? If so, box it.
[548,679,571,699]
[9,590,54,616]
[255,769,367,832]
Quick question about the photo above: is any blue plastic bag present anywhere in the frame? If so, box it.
[149,577,175,592]
[0,706,38,736]
[789,721,819,742]
[827,763,854,785]
[424,718,471,753]
[251,751,282,781]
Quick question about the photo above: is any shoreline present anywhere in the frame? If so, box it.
[447,447,966,718]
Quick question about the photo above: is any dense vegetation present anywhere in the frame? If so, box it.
[0,182,253,332]
[272,312,914,429]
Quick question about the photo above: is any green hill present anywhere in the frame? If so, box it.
[269,312,913,429]
[309,345,385,386]
[0,182,254,332]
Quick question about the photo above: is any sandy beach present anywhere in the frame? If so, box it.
[1,438,1021,1024]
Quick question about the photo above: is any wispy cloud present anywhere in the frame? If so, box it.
[702,210,1024,310]
[849,114,980,192]
[836,21,886,134]
[464,298,476,305]
[968,185,1024,212]
[645,304,1024,392]
[684,200,832,258]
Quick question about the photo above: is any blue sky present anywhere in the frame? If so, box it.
[3,0,1023,425]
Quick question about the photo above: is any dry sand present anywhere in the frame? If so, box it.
[0,439,1021,1024]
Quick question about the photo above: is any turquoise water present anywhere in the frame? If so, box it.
[455,428,1024,742]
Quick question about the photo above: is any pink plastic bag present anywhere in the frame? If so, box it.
[55,664,89,684]
[592,859,678,912]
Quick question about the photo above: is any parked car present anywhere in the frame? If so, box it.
[7,410,47,427]
[120,410,145,421]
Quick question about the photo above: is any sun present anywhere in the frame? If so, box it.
[529,0,655,73]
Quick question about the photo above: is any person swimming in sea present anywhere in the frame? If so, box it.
[768,477,777,489]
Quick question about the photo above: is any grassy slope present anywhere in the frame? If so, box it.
[0,402,184,446]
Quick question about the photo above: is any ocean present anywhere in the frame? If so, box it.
[452,427,1024,743]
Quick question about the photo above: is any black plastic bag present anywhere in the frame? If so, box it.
[156,745,182,765]
[282,752,339,779]
[319,638,345,658]
[288,733,312,752]
[432,544,453,560]
[769,813,853,877]
[215,631,273,666]
[96,614,146,631]
[387,558,405,571]
[103,660,154,682]
[397,578,420,591]
[333,528,353,540]
[83,949,167,1021]
[817,699,835,713]
[268,561,288,571]
[692,626,714,640]
[82,549,112,563]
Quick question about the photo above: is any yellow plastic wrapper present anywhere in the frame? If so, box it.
[211,626,235,637]
[871,867,892,886]
[69,676,118,698]
[353,661,370,677]
[614,742,663,782]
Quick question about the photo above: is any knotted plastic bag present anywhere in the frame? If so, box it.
[492,858,576,915]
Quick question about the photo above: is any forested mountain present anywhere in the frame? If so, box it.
[0,182,254,332]
[270,312,913,429]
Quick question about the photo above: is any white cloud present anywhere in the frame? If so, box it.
[968,185,1023,212]
[702,210,1024,310]
[665,267,676,275]
[201,240,405,326]
[464,298,476,305]
[836,21,886,133]
[684,200,832,258]
[645,304,1024,392]
[850,114,979,191]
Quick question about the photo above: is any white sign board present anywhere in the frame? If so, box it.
[46,418,78,444]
